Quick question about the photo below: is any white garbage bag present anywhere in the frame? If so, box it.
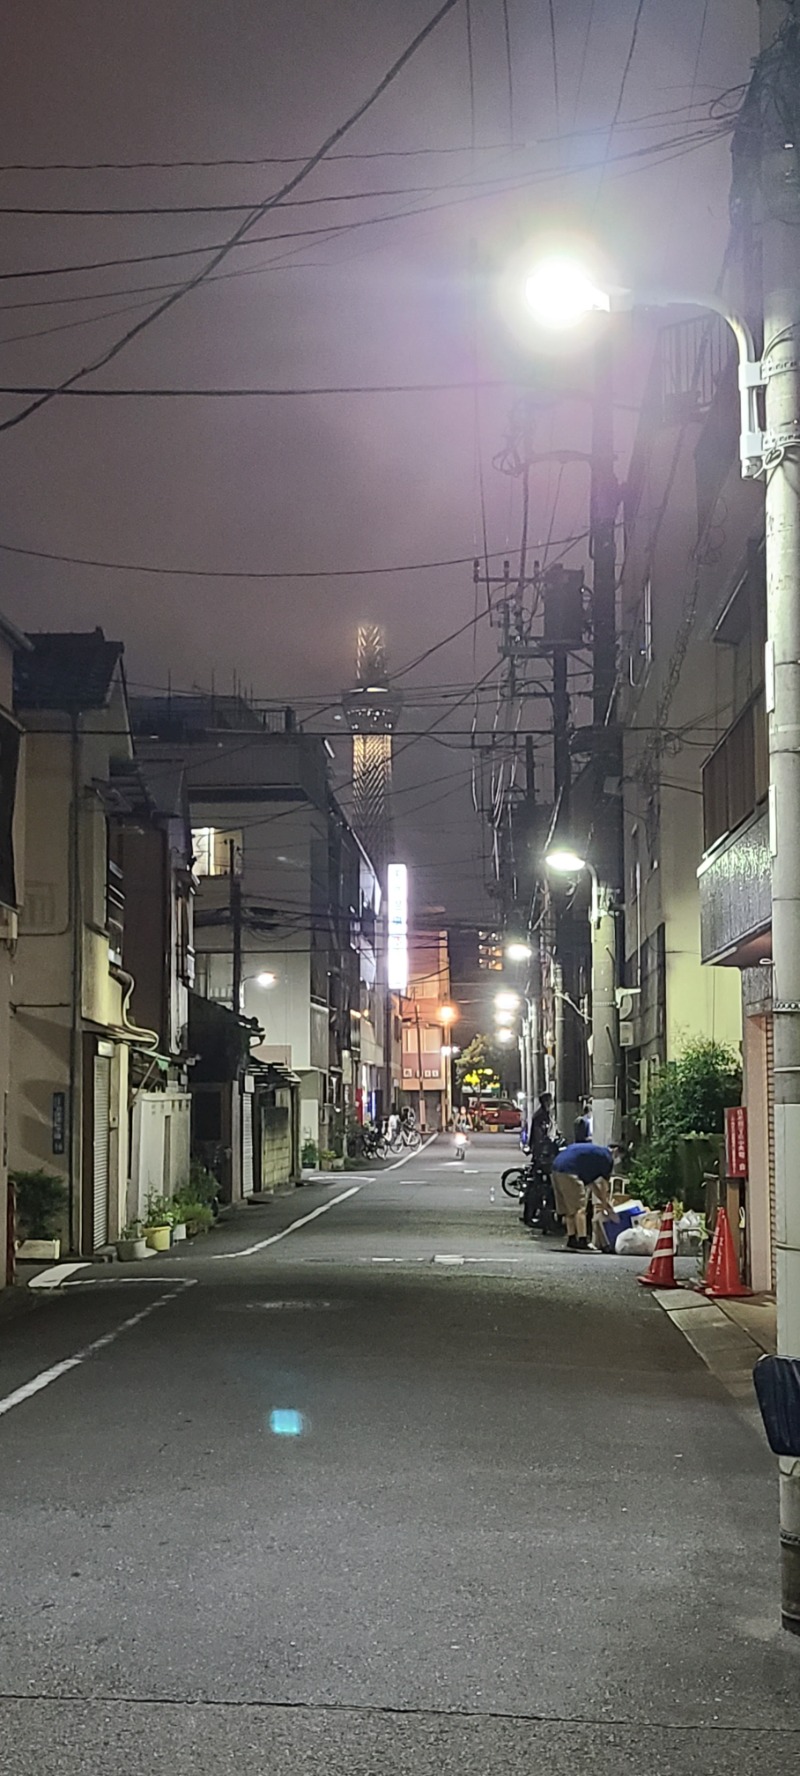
[615,1224,658,1257]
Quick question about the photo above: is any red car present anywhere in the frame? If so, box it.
[468,1097,521,1131]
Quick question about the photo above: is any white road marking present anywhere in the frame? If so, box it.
[385,1134,437,1170]
[434,1254,465,1266]
[217,1185,362,1259]
[28,1262,90,1290]
[0,1284,190,1421]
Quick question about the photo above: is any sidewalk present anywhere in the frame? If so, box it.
[652,1287,776,1428]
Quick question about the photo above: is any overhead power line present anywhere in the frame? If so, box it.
[0,122,733,291]
[0,0,462,437]
[0,530,588,583]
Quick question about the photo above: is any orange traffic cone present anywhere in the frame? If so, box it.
[703,1207,751,1298]
[638,1202,676,1288]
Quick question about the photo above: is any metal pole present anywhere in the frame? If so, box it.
[415,1003,426,1131]
[590,331,622,1144]
[760,0,800,1634]
[229,839,242,1015]
[588,867,619,1147]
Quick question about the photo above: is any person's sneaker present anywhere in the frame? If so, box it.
[565,1234,579,1251]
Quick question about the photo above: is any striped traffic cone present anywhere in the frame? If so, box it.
[704,1207,752,1298]
[638,1202,676,1288]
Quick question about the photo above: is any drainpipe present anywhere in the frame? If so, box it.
[67,712,81,1254]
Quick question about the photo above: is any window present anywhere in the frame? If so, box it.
[192,827,242,876]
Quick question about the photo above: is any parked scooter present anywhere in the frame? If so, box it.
[500,1131,564,1233]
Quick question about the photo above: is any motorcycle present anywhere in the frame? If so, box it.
[500,1132,564,1234]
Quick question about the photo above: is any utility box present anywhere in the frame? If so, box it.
[542,566,585,647]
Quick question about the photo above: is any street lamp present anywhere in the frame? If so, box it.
[528,240,800,1629]
[494,1027,514,1045]
[495,990,520,1012]
[505,939,532,962]
[438,1004,458,1025]
[521,255,764,479]
[545,846,617,1146]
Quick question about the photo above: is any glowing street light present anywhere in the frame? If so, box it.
[505,939,532,962]
[495,990,520,1012]
[255,971,277,988]
[494,1027,514,1045]
[494,1009,515,1026]
[545,847,587,877]
[523,256,611,330]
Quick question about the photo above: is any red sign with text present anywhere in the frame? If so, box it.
[725,1106,749,1178]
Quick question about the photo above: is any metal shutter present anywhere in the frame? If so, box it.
[242,1093,254,1197]
[93,1055,111,1250]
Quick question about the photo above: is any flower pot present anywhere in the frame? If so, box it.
[145,1223,171,1252]
[330,1156,345,1172]
[171,1221,187,1243]
[116,1237,148,1262]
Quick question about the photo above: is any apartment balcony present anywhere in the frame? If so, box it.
[698,693,771,966]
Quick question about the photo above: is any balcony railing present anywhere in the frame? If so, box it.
[702,690,768,853]
[106,859,125,967]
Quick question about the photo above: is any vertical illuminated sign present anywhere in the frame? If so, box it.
[386,862,408,991]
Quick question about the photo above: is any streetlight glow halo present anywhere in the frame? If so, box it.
[546,847,587,876]
[523,256,611,330]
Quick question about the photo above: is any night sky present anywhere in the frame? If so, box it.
[0,1,755,924]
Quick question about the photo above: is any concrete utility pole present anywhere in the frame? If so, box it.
[589,333,622,1146]
[229,839,242,1016]
[759,0,800,1634]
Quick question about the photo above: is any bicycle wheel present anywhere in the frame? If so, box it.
[406,1128,421,1149]
[501,1168,526,1199]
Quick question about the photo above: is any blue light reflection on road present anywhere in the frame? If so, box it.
[269,1409,306,1437]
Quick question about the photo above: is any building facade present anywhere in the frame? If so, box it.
[0,612,29,1287]
[12,632,137,1253]
[133,696,384,1178]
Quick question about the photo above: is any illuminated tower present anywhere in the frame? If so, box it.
[342,624,401,884]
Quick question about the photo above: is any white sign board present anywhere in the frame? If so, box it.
[386,862,408,991]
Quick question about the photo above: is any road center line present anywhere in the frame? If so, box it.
[217,1185,362,1259]
[0,1284,190,1421]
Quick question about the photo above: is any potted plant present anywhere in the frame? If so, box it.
[144,1192,173,1251]
[301,1137,319,1170]
[116,1220,148,1262]
[170,1200,188,1242]
[11,1168,67,1260]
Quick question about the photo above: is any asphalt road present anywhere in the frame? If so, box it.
[0,1134,798,1774]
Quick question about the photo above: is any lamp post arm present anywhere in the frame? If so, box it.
[608,285,765,478]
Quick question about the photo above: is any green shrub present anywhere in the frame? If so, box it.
[11,1169,67,1239]
[301,1138,318,1168]
[176,1200,214,1234]
[629,1037,741,1208]
[144,1191,173,1228]
[188,1159,219,1207]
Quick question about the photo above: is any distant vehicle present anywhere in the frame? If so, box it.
[467,1096,521,1131]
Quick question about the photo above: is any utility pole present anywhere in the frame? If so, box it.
[760,0,800,1635]
[229,839,242,1015]
[589,332,622,1145]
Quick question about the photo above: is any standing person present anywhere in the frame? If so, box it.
[529,1091,554,1161]
[386,1106,400,1144]
[551,1141,619,1252]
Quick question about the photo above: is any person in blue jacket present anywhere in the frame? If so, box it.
[551,1141,619,1251]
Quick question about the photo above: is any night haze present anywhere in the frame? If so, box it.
[0,0,753,917]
